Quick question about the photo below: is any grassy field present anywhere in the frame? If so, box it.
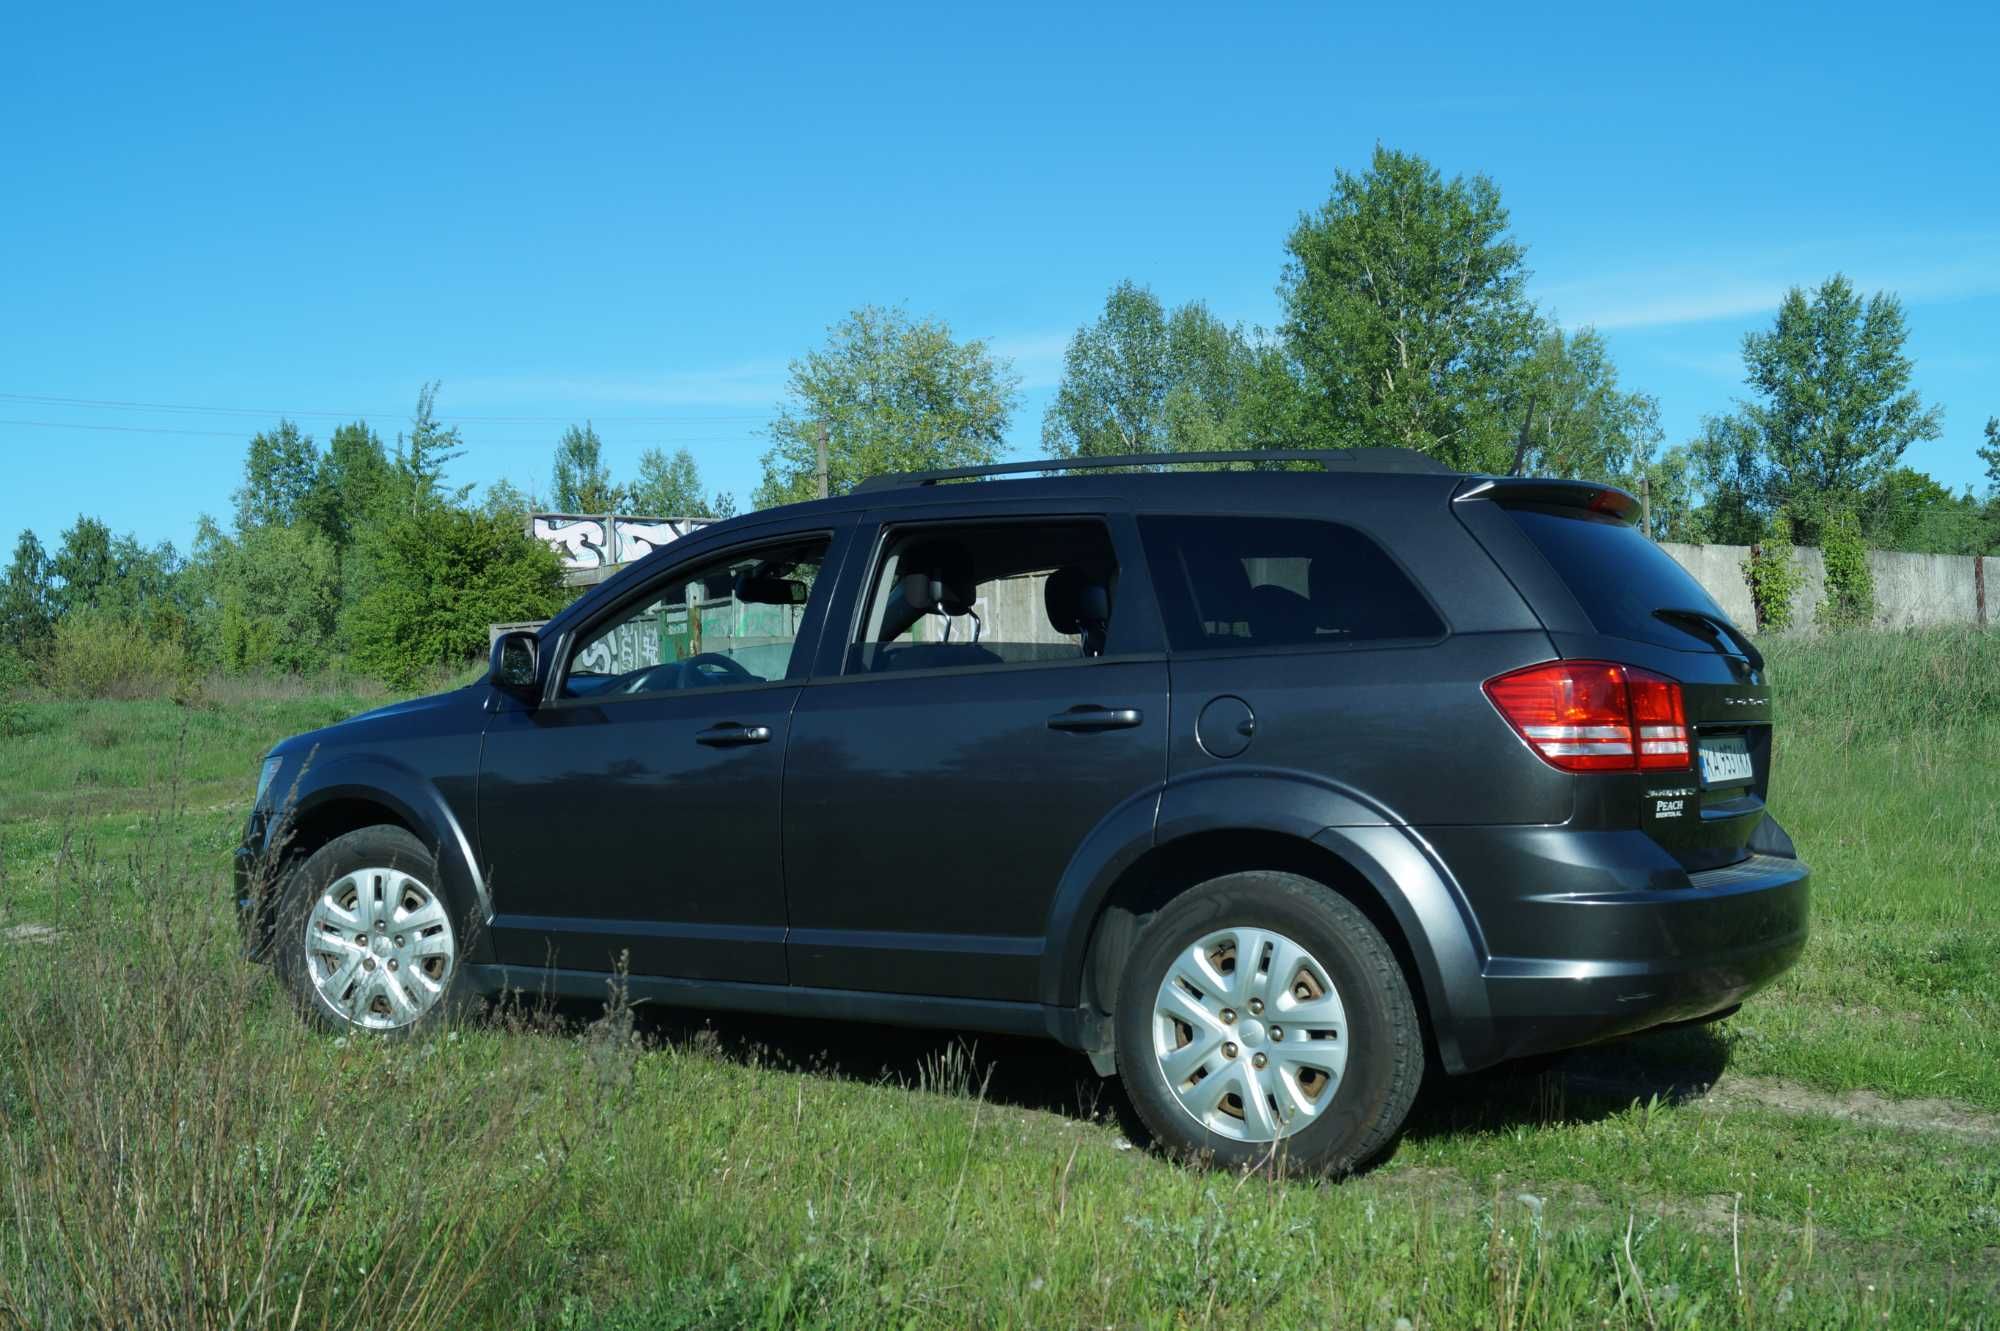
[1,631,1996,1329]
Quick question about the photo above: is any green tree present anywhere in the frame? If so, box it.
[1041,281,1267,458]
[304,421,394,549]
[391,382,468,513]
[631,446,734,517]
[0,530,55,656]
[1279,146,1540,469]
[209,522,343,675]
[48,516,114,616]
[755,306,1020,507]
[234,420,319,531]
[480,479,541,524]
[1862,467,1986,553]
[1505,327,1662,481]
[1697,276,1942,545]
[1980,416,2000,493]
[345,506,567,689]
[48,516,183,639]
[1635,444,1705,543]
[551,423,626,513]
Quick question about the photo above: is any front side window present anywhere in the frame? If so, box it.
[562,536,829,698]
[847,520,1125,674]
[1139,515,1444,652]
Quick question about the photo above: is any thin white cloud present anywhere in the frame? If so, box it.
[1547,280,1792,332]
[1542,240,2000,333]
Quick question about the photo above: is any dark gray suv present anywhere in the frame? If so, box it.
[236,449,1809,1173]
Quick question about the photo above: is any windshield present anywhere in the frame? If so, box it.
[1506,507,1734,652]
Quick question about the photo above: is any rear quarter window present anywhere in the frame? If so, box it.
[1505,507,1731,651]
[1138,515,1444,652]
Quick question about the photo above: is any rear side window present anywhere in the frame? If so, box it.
[1138,515,1444,653]
[1505,507,1730,650]
[847,520,1133,674]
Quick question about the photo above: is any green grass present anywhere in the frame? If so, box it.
[1,631,1996,1329]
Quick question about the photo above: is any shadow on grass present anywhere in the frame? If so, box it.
[520,993,1124,1126]
[1402,1023,1734,1143]
[504,990,1737,1164]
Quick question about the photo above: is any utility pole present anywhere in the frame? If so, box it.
[816,421,829,500]
[1639,473,1652,540]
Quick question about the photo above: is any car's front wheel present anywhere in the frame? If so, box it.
[1113,870,1423,1173]
[273,825,470,1036]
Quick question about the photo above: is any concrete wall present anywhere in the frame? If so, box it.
[1660,543,1991,633]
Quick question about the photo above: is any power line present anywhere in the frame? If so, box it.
[0,417,244,439]
[0,390,771,427]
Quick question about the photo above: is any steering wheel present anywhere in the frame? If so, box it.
[619,652,756,695]
[682,652,756,684]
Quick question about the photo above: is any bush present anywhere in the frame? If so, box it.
[345,503,567,689]
[214,522,343,675]
[44,607,192,700]
[1816,505,1875,628]
[1740,508,1804,632]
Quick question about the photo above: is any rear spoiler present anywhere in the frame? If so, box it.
[1452,476,1641,526]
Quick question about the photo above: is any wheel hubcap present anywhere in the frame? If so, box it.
[1151,926,1348,1143]
[304,867,455,1031]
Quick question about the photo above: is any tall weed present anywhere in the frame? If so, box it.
[1763,627,2000,741]
[0,751,592,1330]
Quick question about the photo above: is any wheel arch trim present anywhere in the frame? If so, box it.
[1039,768,1495,1074]
[266,754,492,961]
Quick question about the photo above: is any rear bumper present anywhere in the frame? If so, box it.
[1470,851,1809,1067]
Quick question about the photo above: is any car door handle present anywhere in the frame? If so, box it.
[1047,705,1143,733]
[695,723,773,747]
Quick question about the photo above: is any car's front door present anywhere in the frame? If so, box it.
[479,524,849,982]
[780,504,1169,1002]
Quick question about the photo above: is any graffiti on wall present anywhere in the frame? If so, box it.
[529,514,716,571]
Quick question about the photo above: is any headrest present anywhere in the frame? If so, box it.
[876,538,977,642]
[1044,565,1110,635]
[897,539,977,616]
[1246,583,1317,644]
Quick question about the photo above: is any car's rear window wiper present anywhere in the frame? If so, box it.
[1653,607,1763,672]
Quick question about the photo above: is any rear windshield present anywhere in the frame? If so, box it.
[1506,507,1731,651]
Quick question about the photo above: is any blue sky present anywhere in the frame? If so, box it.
[4,0,1996,554]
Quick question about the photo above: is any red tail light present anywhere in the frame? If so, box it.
[1483,661,1690,774]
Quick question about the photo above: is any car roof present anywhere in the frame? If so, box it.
[748,447,1470,521]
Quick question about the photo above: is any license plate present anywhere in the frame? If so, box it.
[1698,734,1755,788]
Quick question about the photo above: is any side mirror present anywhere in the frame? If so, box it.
[490,630,541,704]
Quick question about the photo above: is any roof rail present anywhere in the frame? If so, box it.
[852,447,1455,492]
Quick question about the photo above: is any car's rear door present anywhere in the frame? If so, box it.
[779,499,1170,1002]
[1456,481,1774,871]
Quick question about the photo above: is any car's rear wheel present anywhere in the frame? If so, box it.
[1113,870,1422,1173]
[273,826,469,1036]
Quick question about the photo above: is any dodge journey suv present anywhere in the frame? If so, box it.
[236,448,1809,1172]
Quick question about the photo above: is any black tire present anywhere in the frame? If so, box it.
[1112,870,1423,1174]
[272,825,475,1037]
